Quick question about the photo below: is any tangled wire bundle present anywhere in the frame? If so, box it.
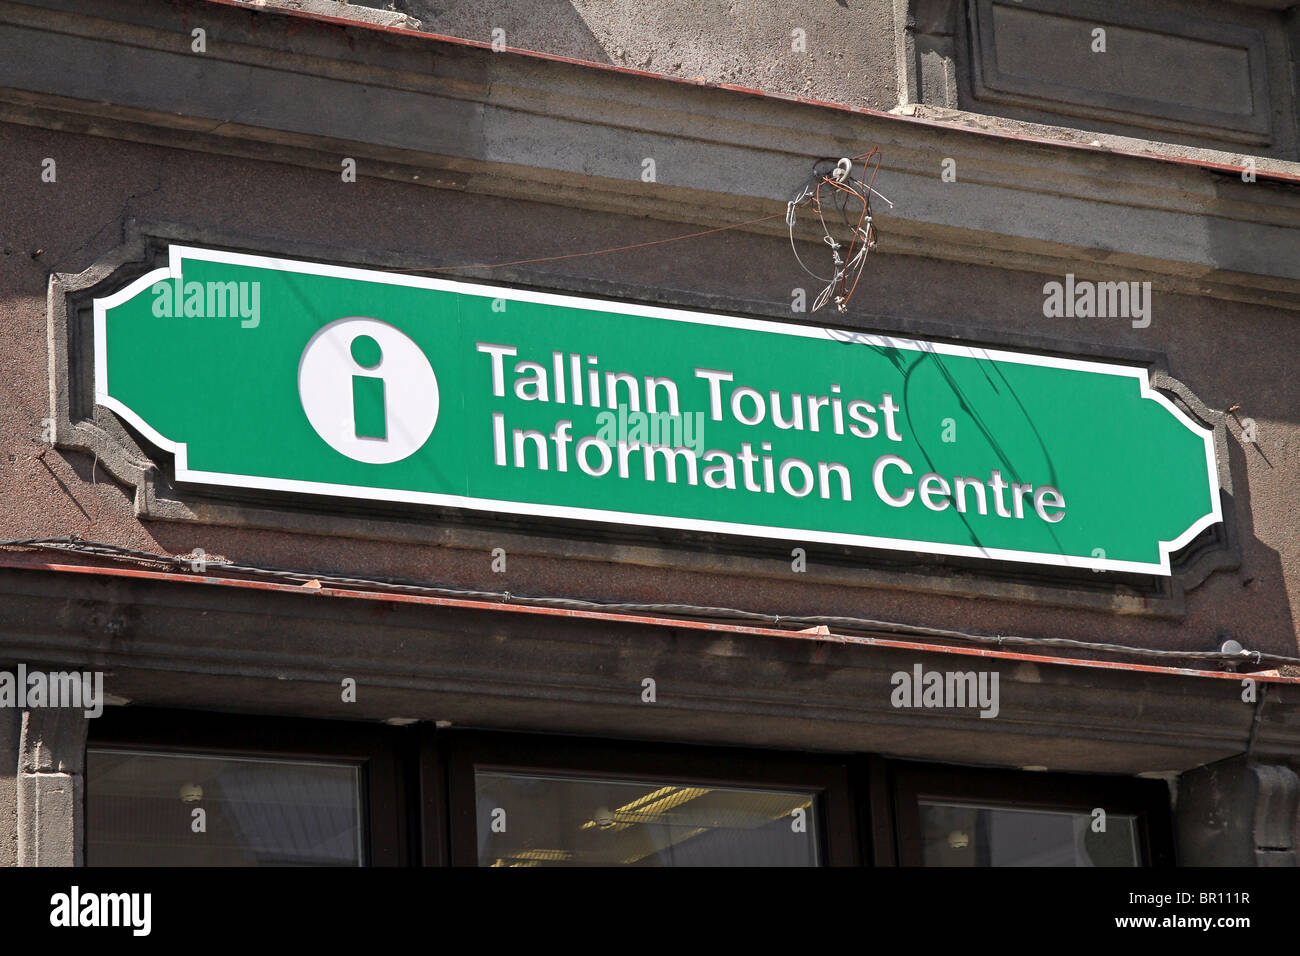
[786,148,887,314]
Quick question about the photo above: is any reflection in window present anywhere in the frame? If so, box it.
[920,800,1140,866]
[475,771,819,866]
[87,749,364,866]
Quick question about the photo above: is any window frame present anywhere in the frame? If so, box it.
[85,707,412,866]
[83,711,1180,868]
[889,760,1176,867]
[436,729,860,867]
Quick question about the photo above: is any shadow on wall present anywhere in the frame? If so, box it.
[1203,172,1300,658]
[1219,438,1295,660]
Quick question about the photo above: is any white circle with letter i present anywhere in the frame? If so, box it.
[298,316,439,464]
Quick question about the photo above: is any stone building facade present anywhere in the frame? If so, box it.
[0,0,1298,866]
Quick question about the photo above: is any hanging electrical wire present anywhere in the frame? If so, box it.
[0,536,1290,669]
[786,147,890,314]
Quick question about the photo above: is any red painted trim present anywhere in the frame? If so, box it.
[4,556,1294,684]
[196,0,1300,185]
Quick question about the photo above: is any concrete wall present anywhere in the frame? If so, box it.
[2,0,1299,866]
[0,710,16,867]
[388,0,900,113]
[2,116,1297,658]
[372,0,1300,159]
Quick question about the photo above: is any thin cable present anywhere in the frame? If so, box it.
[2,537,1294,669]
[392,212,788,275]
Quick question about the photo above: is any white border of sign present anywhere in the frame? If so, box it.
[92,245,1222,576]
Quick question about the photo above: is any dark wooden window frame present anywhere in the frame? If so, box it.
[889,760,1176,867]
[84,711,1178,868]
[86,707,413,866]
[435,729,861,867]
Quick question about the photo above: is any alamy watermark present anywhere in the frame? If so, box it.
[594,403,705,456]
[151,278,261,328]
[890,663,1000,718]
[50,887,150,936]
[0,664,104,718]
[1042,274,1151,328]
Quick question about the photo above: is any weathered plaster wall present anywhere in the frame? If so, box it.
[0,119,1296,658]
[387,0,900,113]
[360,0,1300,159]
[0,710,17,867]
[1,0,1299,869]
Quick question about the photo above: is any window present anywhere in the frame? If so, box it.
[918,801,1140,866]
[87,749,364,866]
[84,711,1175,867]
[86,709,409,866]
[442,732,858,866]
[473,770,819,866]
[892,762,1173,867]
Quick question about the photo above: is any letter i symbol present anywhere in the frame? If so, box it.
[351,334,386,439]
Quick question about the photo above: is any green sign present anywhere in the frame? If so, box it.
[93,245,1221,575]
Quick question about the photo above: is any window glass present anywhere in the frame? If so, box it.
[919,800,1140,866]
[87,748,364,866]
[474,771,819,866]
